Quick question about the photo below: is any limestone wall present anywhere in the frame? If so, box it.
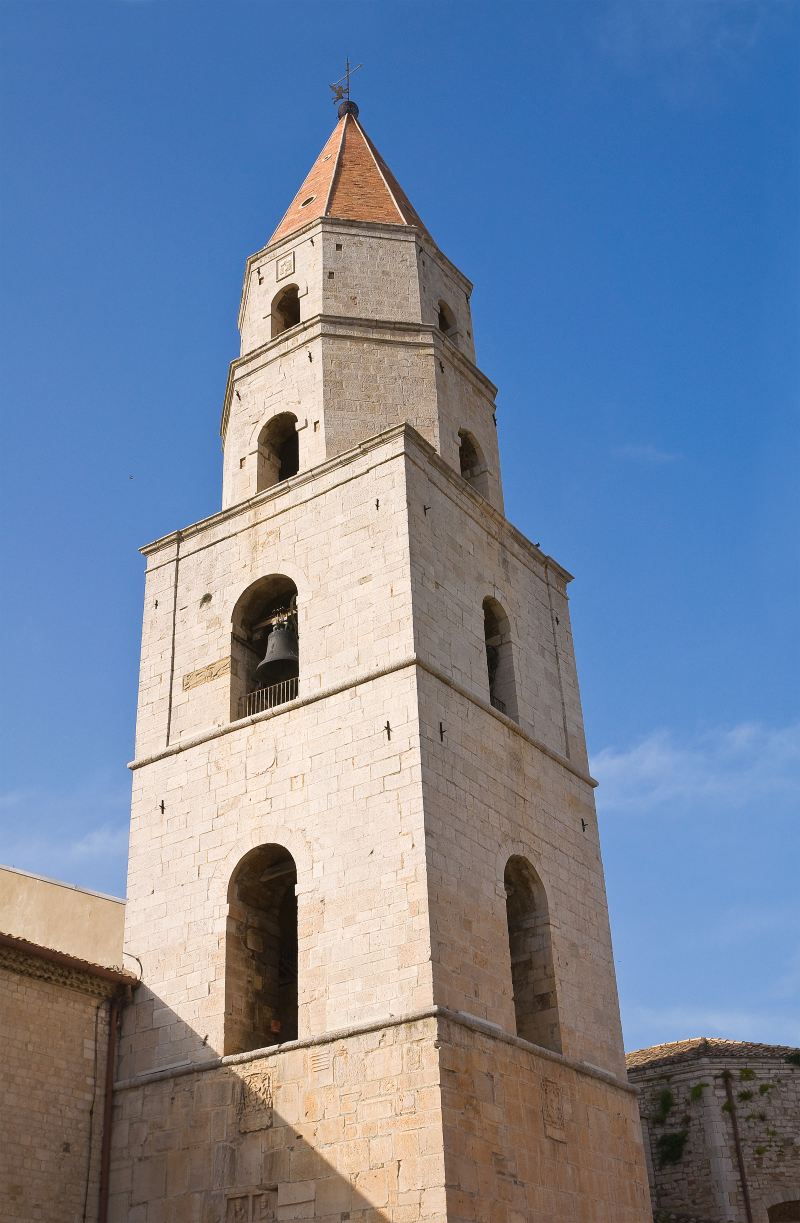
[222,327,326,509]
[631,1051,800,1223]
[437,1015,652,1222]
[128,429,608,1078]
[109,1012,654,1223]
[136,430,414,758]
[239,226,326,358]
[416,666,624,1076]
[123,663,431,1078]
[405,437,587,768]
[0,963,112,1222]
[110,1016,446,1223]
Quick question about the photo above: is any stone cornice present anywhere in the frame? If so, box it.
[141,423,572,588]
[220,313,497,443]
[128,649,595,788]
[238,215,472,334]
[113,1005,633,1097]
[141,422,411,556]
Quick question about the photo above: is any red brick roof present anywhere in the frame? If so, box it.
[268,112,431,247]
[626,1037,799,1071]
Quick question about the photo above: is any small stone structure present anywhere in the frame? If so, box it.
[627,1038,800,1223]
[0,868,135,1222]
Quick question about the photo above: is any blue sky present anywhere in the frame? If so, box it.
[0,0,797,1053]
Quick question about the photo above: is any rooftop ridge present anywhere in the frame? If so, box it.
[626,1036,800,1070]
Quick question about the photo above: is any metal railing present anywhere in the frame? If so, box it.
[490,692,507,715]
[241,676,299,718]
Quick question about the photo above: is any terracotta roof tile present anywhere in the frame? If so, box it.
[269,112,431,247]
[626,1037,799,1071]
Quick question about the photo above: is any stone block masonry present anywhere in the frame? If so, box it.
[0,940,134,1223]
[628,1040,800,1223]
[110,1012,651,1222]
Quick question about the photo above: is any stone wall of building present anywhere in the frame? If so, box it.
[110,1015,446,1223]
[628,1040,800,1223]
[126,429,606,1075]
[405,433,586,767]
[115,425,651,1220]
[0,958,112,1222]
[109,1011,653,1223]
[417,665,624,1077]
[438,1014,651,1222]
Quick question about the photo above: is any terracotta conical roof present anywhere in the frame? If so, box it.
[269,106,431,247]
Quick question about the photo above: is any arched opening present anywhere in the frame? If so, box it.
[231,574,299,719]
[224,844,298,1055]
[769,1205,800,1222]
[504,855,561,1053]
[271,284,300,338]
[483,597,519,722]
[437,299,457,341]
[256,413,299,491]
[458,429,489,498]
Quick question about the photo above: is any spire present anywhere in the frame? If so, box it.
[268,107,431,247]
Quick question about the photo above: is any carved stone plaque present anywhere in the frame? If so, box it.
[225,1190,276,1222]
[276,252,294,281]
[543,1078,566,1142]
[237,1069,273,1133]
[182,656,231,691]
[252,1192,276,1222]
[225,1196,249,1223]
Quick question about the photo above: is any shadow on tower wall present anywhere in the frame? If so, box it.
[110,992,442,1222]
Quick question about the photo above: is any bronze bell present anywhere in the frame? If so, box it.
[255,621,299,687]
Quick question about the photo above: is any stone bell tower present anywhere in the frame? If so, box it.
[112,100,652,1222]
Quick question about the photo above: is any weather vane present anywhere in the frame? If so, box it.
[330,57,363,106]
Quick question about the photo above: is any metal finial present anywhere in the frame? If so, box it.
[330,57,363,115]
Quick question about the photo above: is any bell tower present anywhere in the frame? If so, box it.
[113,101,652,1222]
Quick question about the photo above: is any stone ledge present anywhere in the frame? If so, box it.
[142,421,570,588]
[221,312,496,441]
[128,651,596,788]
[114,1004,633,1096]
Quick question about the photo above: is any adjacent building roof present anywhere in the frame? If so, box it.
[626,1037,799,1071]
[0,930,138,986]
[269,104,432,248]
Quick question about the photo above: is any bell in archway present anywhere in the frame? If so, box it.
[255,621,299,688]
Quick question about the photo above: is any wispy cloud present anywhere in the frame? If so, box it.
[705,902,800,948]
[592,720,800,814]
[599,0,770,67]
[597,0,777,103]
[0,774,129,895]
[613,442,682,463]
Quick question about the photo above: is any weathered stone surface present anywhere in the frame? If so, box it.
[629,1041,800,1222]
